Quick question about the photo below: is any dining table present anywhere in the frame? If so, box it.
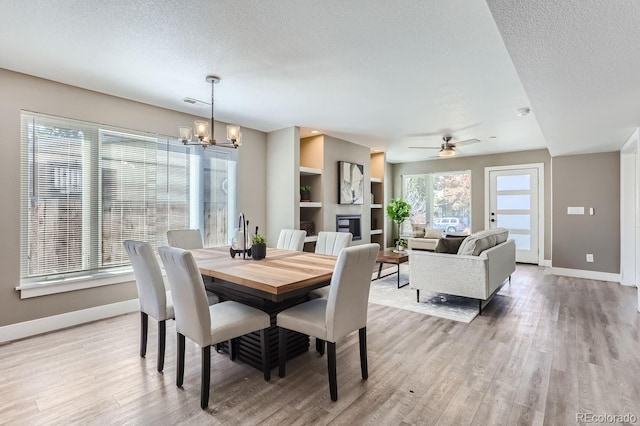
[189,247,337,370]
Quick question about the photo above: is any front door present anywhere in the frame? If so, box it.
[487,166,541,264]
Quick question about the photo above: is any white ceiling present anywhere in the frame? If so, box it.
[0,1,637,162]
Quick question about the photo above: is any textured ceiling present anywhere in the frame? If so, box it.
[0,1,635,162]
[487,0,640,156]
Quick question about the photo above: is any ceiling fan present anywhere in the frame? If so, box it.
[409,136,481,157]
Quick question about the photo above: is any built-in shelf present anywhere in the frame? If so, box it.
[300,202,322,208]
[300,166,322,176]
[370,229,383,235]
[371,204,382,209]
[304,235,318,243]
[370,177,382,183]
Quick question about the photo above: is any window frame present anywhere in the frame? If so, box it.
[17,111,237,298]
[401,170,472,235]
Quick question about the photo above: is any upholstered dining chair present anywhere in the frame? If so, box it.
[315,231,352,256]
[276,229,306,251]
[158,246,272,409]
[277,243,379,401]
[309,231,353,302]
[167,229,204,250]
[123,240,174,372]
[167,229,219,306]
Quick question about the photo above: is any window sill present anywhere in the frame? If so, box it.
[16,269,136,299]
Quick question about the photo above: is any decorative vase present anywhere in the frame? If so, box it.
[252,243,266,260]
[300,190,311,202]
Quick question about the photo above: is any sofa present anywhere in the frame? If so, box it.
[407,226,443,251]
[409,228,516,313]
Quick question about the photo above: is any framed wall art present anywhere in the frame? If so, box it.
[338,161,364,204]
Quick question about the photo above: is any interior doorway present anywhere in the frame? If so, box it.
[485,164,544,265]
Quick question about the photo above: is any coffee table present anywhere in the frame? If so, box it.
[373,249,409,288]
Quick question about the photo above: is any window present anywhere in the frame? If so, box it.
[20,112,236,284]
[401,171,471,234]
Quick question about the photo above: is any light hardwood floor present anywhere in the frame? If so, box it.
[1,264,639,425]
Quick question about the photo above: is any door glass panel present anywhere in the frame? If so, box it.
[510,233,531,250]
[497,214,531,230]
[497,194,530,210]
[496,175,530,191]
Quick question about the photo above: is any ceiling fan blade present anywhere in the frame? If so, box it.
[453,138,481,147]
[408,146,441,149]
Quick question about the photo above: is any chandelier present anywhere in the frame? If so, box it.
[179,75,242,149]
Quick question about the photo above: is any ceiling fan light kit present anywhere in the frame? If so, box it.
[409,135,481,158]
[439,146,456,157]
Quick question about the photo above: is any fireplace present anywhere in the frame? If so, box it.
[336,214,362,241]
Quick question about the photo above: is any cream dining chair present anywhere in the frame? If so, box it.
[167,228,219,306]
[158,246,272,409]
[309,231,353,307]
[276,229,306,251]
[167,229,204,250]
[277,243,379,401]
[123,240,174,372]
[314,231,352,256]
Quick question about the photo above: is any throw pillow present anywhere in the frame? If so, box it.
[412,224,426,238]
[457,228,510,256]
[424,228,443,239]
[435,236,468,254]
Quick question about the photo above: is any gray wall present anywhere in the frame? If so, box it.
[552,152,620,273]
[0,68,267,327]
[266,127,299,246]
[321,135,372,244]
[390,149,552,260]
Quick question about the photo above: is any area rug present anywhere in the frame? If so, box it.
[369,264,479,323]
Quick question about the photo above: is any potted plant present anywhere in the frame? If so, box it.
[300,185,311,202]
[386,197,411,251]
[251,233,267,260]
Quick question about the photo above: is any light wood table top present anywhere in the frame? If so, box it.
[190,247,337,297]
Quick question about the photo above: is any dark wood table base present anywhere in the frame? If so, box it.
[203,277,315,370]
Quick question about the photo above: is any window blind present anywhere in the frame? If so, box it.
[20,111,236,283]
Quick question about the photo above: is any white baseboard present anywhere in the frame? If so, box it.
[549,267,621,283]
[0,298,140,344]
[541,259,552,267]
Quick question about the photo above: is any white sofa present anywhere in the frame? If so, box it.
[409,228,516,313]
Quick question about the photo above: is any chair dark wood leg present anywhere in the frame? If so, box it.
[157,320,166,372]
[201,345,211,409]
[359,327,368,380]
[416,290,420,303]
[316,338,325,356]
[140,312,148,358]
[478,299,482,315]
[509,275,512,285]
[229,338,236,361]
[327,342,338,401]
[260,329,270,381]
[177,333,185,387]
[377,262,383,279]
[278,328,287,378]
